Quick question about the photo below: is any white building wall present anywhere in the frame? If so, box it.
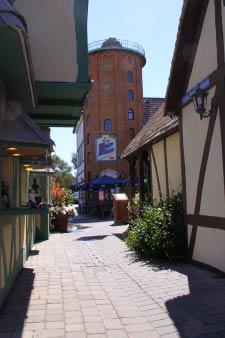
[75,116,84,183]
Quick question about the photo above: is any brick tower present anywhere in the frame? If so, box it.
[84,37,146,183]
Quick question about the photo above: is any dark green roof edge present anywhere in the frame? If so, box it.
[0,140,50,149]
[74,0,90,83]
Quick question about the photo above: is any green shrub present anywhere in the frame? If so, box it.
[125,192,186,261]
[127,193,140,217]
[62,187,74,206]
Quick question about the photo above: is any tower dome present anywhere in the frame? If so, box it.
[101,37,122,48]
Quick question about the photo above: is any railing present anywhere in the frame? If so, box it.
[88,39,145,57]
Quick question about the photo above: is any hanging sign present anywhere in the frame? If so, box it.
[96,134,117,162]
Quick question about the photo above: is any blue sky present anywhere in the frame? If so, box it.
[51,0,183,170]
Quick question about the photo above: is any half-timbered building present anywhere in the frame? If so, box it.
[165,0,225,272]
[121,104,181,204]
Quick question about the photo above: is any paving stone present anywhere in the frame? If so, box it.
[84,315,103,323]
[25,315,45,323]
[65,323,85,332]
[46,314,64,322]
[100,311,118,319]
[103,318,123,329]
[85,322,105,334]
[45,321,64,329]
[37,328,65,337]
[124,323,154,333]
[106,330,128,338]
[156,325,179,335]
[66,333,86,338]
[161,333,182,338]
[151,318,175,328]
[128,332,160,338]
[46,308,64,315]
[121,317,148,325]
[87,335,106,338]
[17,322,45,331]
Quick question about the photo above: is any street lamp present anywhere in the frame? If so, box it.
[192,85,218,120]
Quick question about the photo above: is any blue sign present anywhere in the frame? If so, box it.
[182,76,211,106]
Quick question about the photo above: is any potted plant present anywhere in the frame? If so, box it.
[49,183,77,232]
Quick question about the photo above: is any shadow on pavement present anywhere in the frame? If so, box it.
[127,252,225,337]
[75,214,114,224]
[165,266,225,337]
[0,268,35,337]
[76,235,109,241]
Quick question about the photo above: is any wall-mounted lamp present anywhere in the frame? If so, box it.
[5,147,18,151]
[192,85,218,120]
[11,153,21,157]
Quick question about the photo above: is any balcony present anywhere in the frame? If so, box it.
[88,38,145,59]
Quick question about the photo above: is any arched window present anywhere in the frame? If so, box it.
[87,152,91,163]
[104,119,112,131]
[126,71,133,82]
[127,56,132,64]
[87,133,91,145]
[128,109,134,120]
[129,128,135,139]
[86,96,91,107]
[128,90,134,102]
[87,114,91,126]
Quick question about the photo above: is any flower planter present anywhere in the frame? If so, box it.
[54,214,69,232]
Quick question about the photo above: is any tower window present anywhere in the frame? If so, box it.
[86,96,91,107]
[87,133,91,145]
[87,114,91,126]
[128,109,134,120]
[104,119,112,131]
[127,56,132,64]
[128,90,134,102]
[87,152,91,163]
[126,71,133,82]
[129,128,135,139]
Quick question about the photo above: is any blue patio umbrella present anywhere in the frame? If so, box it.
[90,175,123,187]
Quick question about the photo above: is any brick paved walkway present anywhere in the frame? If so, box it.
[1,215,225,338]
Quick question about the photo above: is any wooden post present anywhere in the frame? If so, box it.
[128,158,136,199]
[138,153,145,204]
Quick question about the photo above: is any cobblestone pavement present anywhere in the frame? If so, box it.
[1,215,225,338]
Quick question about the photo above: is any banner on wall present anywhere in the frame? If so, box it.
[96,134,117,162]
[100,168,120,179]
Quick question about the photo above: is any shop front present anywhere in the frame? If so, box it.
[0,84,53,309]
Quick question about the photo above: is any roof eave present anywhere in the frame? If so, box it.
[164,0,206,116]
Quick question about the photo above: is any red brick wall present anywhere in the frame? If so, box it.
[84,49,145,181]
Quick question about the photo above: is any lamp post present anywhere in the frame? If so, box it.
[192,85,218,120]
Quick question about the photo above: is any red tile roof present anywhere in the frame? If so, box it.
[143,97,164,125]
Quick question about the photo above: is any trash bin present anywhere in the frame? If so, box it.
[112,193,129,224]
